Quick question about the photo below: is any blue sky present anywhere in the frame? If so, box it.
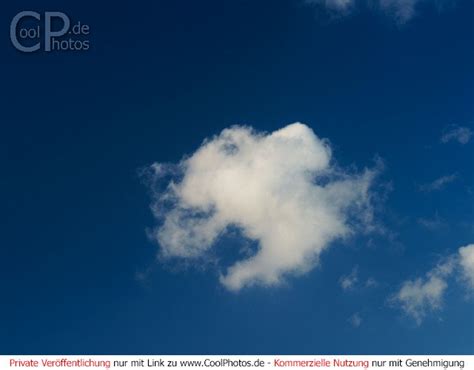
[1,0,473,354]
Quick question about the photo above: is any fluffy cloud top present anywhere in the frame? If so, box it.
[148,123,378,291]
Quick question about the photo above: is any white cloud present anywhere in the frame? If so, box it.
[395,275,447,324]
[147,123,379,291]
[392,244,474,323]
[392,258,455,324]
[458,244,474,289]
[305,0,354,12]
[304,0,454,23]
[441,126,473,145]
[417,212,444,230]
[379,0,420,23]
[349,312,362,327]
[365,277,378,288]
[418,174,457,192]
[340,266,359,291]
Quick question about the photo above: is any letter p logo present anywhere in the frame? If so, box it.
[44,12,70,51]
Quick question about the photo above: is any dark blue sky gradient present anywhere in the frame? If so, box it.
[1,0,473,354]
